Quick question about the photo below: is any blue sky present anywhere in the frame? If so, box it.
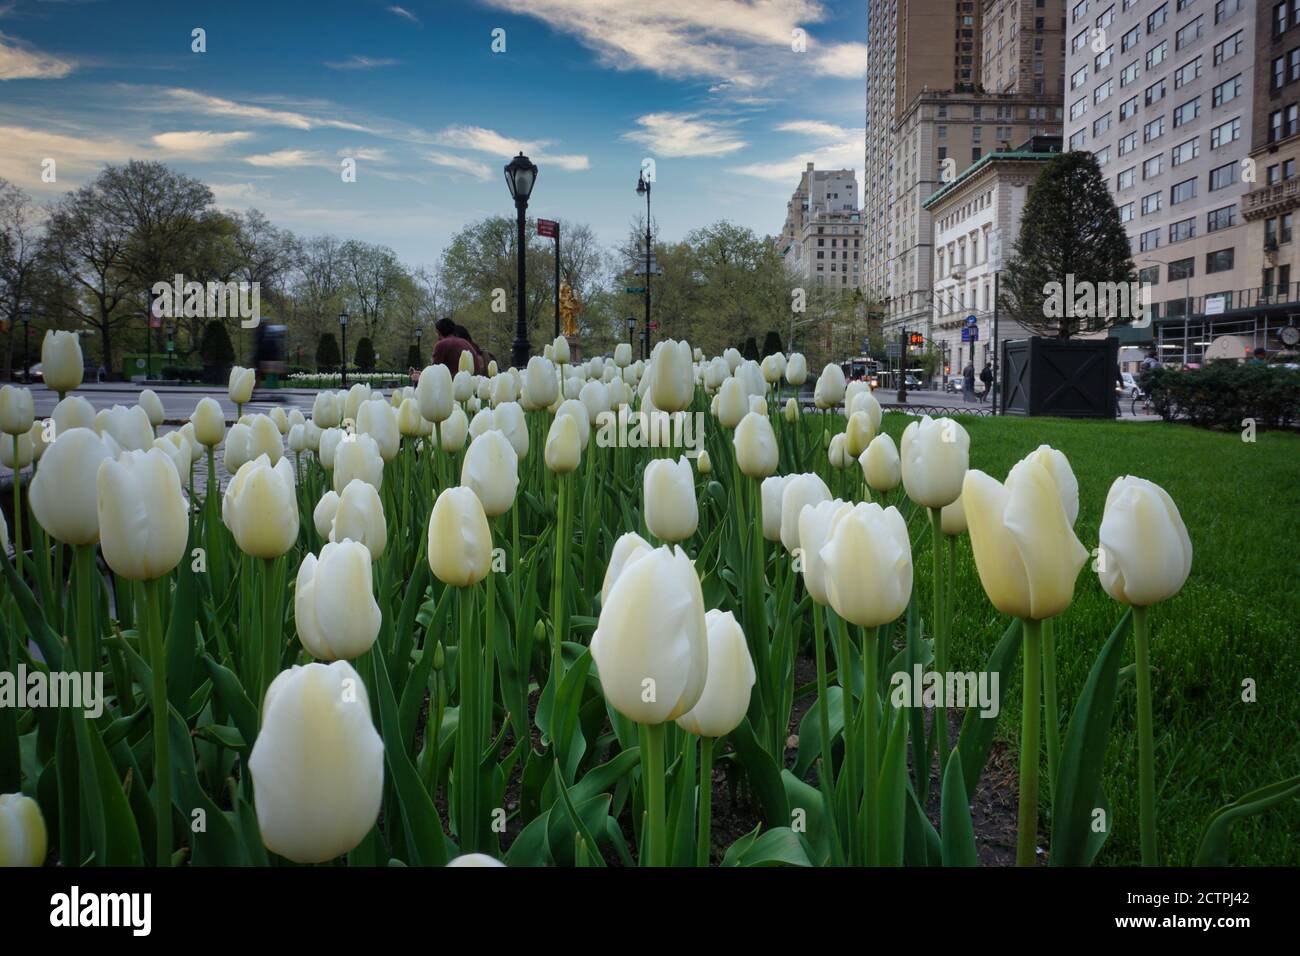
[0,0,866,267]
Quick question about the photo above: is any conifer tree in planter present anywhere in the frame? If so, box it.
[316,332,341,372]
[199,320,235,385]
[355,336,376,373]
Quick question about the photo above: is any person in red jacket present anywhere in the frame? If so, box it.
[430,317,478,374]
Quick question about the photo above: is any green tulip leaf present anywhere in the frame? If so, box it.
[940,750,979,867]
[956,617,1022,797]
[1194,774,1300,866]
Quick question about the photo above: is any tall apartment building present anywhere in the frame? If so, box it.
[777,164,864,290]
[1063,0,1255,333]
[983,0,1069,95]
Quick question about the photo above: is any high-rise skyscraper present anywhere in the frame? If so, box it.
[776,164,863,290]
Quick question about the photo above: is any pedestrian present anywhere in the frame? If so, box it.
[978,362,992,402]
[430,317,478,375]
[962,362,975,403]
[454,324,488,375]
[1248,346,1269,366]
[1140,349,1160,372]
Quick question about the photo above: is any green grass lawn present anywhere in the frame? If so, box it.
[879,412,1300,866]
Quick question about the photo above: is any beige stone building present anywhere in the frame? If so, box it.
[776,164,864,291]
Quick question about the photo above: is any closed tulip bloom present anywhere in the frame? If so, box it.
[0,385,34,436]
[861,433,901,493]
[452,370,474,403]
[941,494,967,536]
[901,415,969,508]
[329,478,387,560]
[562,375,582,401]
[269,405,289,435]
[545,334,568,366]
[696,449,712,474]
[1097,476,1193,606]
[248,414,284,464]
[224,455,300,559]
[734,411,778,478]
[343,384,372,423]
[703,356,729,391]
[318,428,344,470]
[716,377,748,428]
[28,421,50,462]
[41,330,84,394]
[721,346,742,372]
[30,428,118,545]
[761,474,795,542]
[761,352,786,384]
[224,422,253,473]
[178,422,203,462]
[544,412,581,474]
[288,422,307,453]
[735,360,767,399]
[591,545,708,724]
[356,399,399,461]
[427,485,493,587]
[303,421,321,453]
[489,373,517,408]
[312,390,342,428]
[781,351,806,385]
[228,366,255,406]
[784,397,799,422]
[675,610,755,738]
[555,398,591,449]
[813,364,846,409]
[845,410,875,458]
[614,342,633,368]
[0,792,47,867]
[600,531,653,606]
[962,460,1089,620]
[396,398,425,438]
[799,498,853,606]
[644,457,698,543]
[447,853,506,867]
[248,661,383,864]
[461,429,518,517]
[524,355,559,408]
[191,397,225,447]
[828,432,850,469]
[650,339,694,413]
[295,541,382,661]
[780,473,832,553]
[1023,444,1080,525]
[289,408,306,429]
[333,434,384,494]
[96,403,154,452]
[749,395,768,416]
[849,388,883,435]
[313,489,340,539]
[438,404,468,452]
[579,380,610,425]
[468,407,493,441]
[153,435,189,487]
[96,448,189,580]
[820,503,912,627]
[53,395,96,434]
[844,380,868,414]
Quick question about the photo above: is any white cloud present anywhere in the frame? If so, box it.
[0,31,74,79]
[151,130,253,157]
[432,124,589,171]
[387,5,420,24]
[814,41,867,78]
[324,55,401,71]
[339,147,390,163]
[0,124,134,187]
[208,182,258,204]
[729,120,863,181]
[774,119,859,140]
[423,150,491,181]
[244,149,324,167]
[623,112,745,158]
[160,88,376,133]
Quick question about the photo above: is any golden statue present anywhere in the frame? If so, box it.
[559,281,581,337]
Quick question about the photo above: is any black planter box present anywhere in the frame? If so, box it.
[1001,336,1119,418]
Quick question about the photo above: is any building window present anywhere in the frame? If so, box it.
[1121,60,1140,86]
[1122,25,1140,52]
[1214,0,1243,19]
[1169,218,1195,242]
[1119,132,1137,155]
[1119,95,1139,120]
[1142,191,1163,215]
[1169,257,1194,280]
[1147,2,1168,32]
[1207,163,1234,191]
[1071,65,1089,90]
[1209,118,1240,148]
[1119,201,1135,223]
[1171,178,1197,204]
[1275,2,1289,35]
[1206,248,1234,273]
[1095,78,1114,103]
[1171,137,1199,165]
[1144,116,1165,142]
[1096,45,1115,71]
[1206,205,1236,232]
[1070,97,1087,120]
[1174,56,1202,88]
[1173,98,1199,127]
[1143,155,1163,179]
[1145,79,1166,106]
[1139,265,1160,286]
[1140,228,1161,251]
[1146,40,1167,69]
[1094,145,1112,166]
[1175,16,1203,50]
[1117,167,1136,189]
[1212,31,1243,66]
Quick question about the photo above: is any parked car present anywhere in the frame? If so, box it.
[904,374,921,388]
[1120,371,1143,398]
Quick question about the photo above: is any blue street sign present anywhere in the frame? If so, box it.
[965,314,978,326]
[961,326,980,342]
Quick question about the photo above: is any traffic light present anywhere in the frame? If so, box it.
[909,332,924,347]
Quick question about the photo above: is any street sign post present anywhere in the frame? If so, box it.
[538,219,560,339]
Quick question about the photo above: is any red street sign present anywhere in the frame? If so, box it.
[537,219,558,238]
[650,322,659,331]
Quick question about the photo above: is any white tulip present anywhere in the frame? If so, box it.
[675,610,755,738]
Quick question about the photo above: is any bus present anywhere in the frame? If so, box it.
[839,355,882,389]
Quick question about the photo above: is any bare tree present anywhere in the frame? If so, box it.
[0,180,46,379]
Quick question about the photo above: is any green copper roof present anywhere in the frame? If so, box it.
[922,151,1059,210]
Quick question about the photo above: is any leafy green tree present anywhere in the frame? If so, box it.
[316,332,340,370]
[999,151,1136,338]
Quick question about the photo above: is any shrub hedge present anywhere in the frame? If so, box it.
[1142,362,1300,431]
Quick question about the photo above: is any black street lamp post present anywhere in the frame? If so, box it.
[415,325,423,366]
[21,309,31,383]
[627,315,636,351]
[339,311,349,388]
[504,152,539,369]
[636,170,652,360]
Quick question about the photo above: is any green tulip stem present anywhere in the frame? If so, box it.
[640,720,667,867]
[11,435,21,576]
[1042,617,1060,805]
[862,625,879,866]
[551,472,571,681]
[142,576,171,866]
[261,556,282,705]
[831,612,858,860]
[1133,604,1158,866]
[928,507,949,764]
[812,601,834,791]
[484,528,496,745]
[456,584,482,853]
[697,734,714,867]
[1017,617,1042,867]
[74,544,97,672]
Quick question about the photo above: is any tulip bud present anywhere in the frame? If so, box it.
[591,545,708,724]
[248,414,284,465]
[798,498,853,606]
[813,364,846,409]
[490,373,517,408]
[0,792,47,867]
[394,398,423,438]
[650,339,694,413]
[224,422,252,473]
[749,395,767,416]
[438,404,469,452]
[780,473,831,553]
[1097,476,1192,606]
[313,489,340,539]
[318,427,344,470]
[330,478,387,560]
[53,395,96,434]
[333,433,384,494]
[696,449,712,474]
[41,330,84,394]
[453,370,474,403]
[600,531,652,607]
[845,410,875,458]
[734,411,778,478]
[494,401,530,458]
[461,429,518,517]
[962,460,1089,620]
[715,377,748,428]
[3,428,36,470]
[96,448,189,580]
[579,380,610,425]
[643,456,699,543]
[703,356,728,391]
[312,390,342,428]
[447,853,506,867]
[675,610,755,738]
[901,415,969,508]
[761,352,786,384]
[1023,444,1080,525]
[552,335,571,365]
[223,455,300,559]
[736,360,766,399]
[828,433,849,469]
[96,403,154,452]
[356,398,399,462]
[248,661,383,863]
[784,397,798,422]
[785,352,808,386]
[289,408,306,429]
[296,541,382,660]
[555,398,591,450]
[849,388,883,435]
[228,366,255,406]
[288,422,307,453]
[153,435,189,487]
[820,502,912,627]
[761,474,795,542]
[524,355,559,409]
[723,347,743,372]
[614,342,632,368]
[344,384,372,423]
[544,412,581,474]
[469,407,493,442]
[29,428,116,545]
[861,433,901,493]
[427,486,493,588]
[192,397,225,447]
